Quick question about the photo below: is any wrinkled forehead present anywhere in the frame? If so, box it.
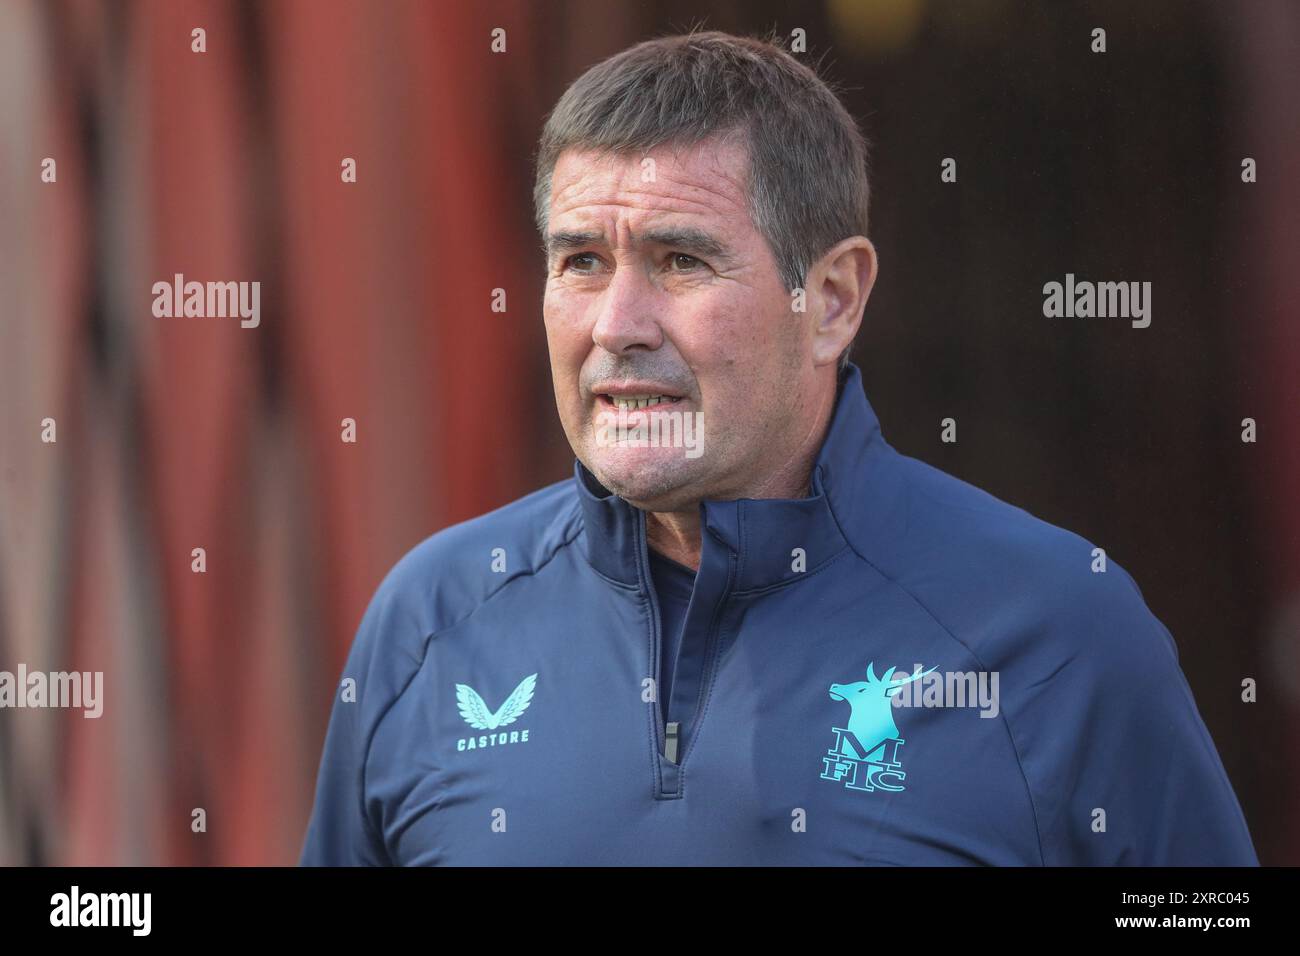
[546,138,753,228]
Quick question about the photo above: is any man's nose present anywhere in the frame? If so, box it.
[590,265,663,355]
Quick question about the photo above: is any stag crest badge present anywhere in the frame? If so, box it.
[820,662,936,793]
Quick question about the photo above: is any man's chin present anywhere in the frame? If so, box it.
[587,456,701,511]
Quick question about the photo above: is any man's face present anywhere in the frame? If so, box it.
[542,138,821,511]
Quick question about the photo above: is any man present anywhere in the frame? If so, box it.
[300,31,1257,865]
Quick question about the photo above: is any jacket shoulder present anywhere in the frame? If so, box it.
[374,476,582,641]
[868,449,1176,669]
[337,476,580,731]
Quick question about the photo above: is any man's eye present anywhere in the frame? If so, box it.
[565,253,599,272]
[671,253,703,271]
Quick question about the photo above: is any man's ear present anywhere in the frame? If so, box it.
[805,236,877,368]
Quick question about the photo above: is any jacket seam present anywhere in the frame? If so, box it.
[432,519,586,637]
[360,632,429,864]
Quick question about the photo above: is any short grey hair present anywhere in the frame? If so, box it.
[533,30,871,375]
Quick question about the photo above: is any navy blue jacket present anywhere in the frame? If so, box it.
[300,364,1257,865]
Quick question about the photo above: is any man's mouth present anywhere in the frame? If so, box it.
[596,393,684,412]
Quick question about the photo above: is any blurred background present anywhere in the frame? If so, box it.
[0,0,1296,865]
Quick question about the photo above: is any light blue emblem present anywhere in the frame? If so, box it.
[456,673,537,730]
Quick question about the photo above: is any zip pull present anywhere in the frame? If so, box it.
[664,721,680,764]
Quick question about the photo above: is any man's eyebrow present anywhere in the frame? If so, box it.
[546,231,602,259]
[639,227,731,261]
[544,227,733,262]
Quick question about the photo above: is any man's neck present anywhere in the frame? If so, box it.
[645,510,705,571]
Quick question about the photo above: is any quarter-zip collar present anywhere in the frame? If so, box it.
[574,362,882,592]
